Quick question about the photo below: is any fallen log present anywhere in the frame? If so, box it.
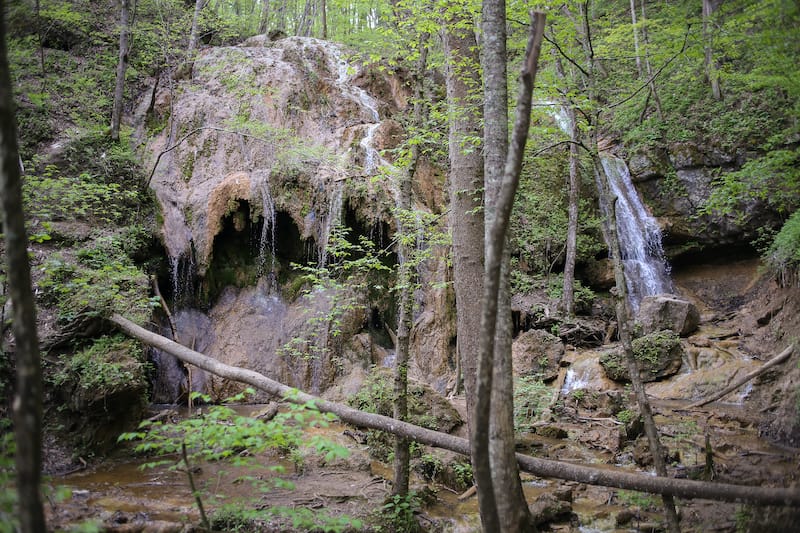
[111,314,800,507]
[688,345,794,409]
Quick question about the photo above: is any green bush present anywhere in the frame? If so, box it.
[52,334,146,397]
[513,375,552,432]
[38,233,155,326]
[765,209,800,287]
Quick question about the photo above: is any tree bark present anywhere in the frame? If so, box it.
[442,6,484,429]
[111,0,131,142]
[391,33,429,498]
[110,313,800,507]
[0,5,47,529]
[639,0,664,120]
[259,0,271,35]
[703,0,723,100]
[481,2,535,531]
[561,105,580,316]
[629,0,642,77]
[188,0,206,57]
[592,153,680,533]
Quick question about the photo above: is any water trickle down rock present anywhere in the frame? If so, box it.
[600,154,673,311]
[143,37,415,398]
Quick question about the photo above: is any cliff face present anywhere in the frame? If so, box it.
[629,142,783,258]
[141,36,458,396]
[145,36,405,273]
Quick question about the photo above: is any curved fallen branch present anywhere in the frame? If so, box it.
[110,314,800,507]
[688,345,794,409]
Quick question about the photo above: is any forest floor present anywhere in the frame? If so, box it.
[41,257,800,532]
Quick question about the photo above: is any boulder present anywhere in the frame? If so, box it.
[635,294,700,336]
[600,330,684,383]
[512,329,565,381]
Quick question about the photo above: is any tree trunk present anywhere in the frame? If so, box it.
[561,104,580,316]
[188,0,206,57]
[629,0,642,77]
[259,0,271,35]
[481,2,533,531]
[442,6,489,525]
[320,0,326,39]
[703,0,723,100]
[0,5,47,529]
[442,8,483,423]
[592,152,680,533]
[110,313,800,507]
[639,0,664,120]
[391,34,429,498]
[111,0,131,142]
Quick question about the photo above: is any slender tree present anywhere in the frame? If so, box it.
[0,2,46,530]
[481,1,532,530]
[702,0,723,100]
[111,0,132,142]
[442,1,489,522]
[392,31,430,498]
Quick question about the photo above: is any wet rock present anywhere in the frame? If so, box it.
[536,425,569,439]
[635,295,699,336]
[529,492,573,527]
[512,329,565,381]
[599,331,684,383]
[632,436,678,467]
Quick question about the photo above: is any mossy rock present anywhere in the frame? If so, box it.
[600,330,684,383]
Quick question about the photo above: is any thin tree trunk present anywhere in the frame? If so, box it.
[188,0,206,57]
[259,0,271,35]
[111,0,131,142]
[481,2,533,531]
[476,12,545,531]
[629,0,642,77]
[561,104,580,316]
[639,1,664,120]
[320,0,326,39]
[703,0,722,100]
[592,153,680,533]
[110,313,800,507]
[0,5,46,529]
[391,34,429,498]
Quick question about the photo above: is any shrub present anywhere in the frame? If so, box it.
[765,209,800,287]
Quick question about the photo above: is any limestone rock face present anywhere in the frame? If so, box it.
[145,36,409,273]
[628,142,781,255]
[512,329,565,382]
[635,294,700,336]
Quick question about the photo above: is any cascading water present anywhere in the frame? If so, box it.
[255,175,277,278]
[600,155,673,310]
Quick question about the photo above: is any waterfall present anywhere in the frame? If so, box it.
[317,180,345,267]
[600,154,673,310]
[255,176,277,278]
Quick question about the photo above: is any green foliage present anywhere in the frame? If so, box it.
[120,391,343,468]
[616,489,659,511]
[281,226,391,363]
[120,393,360,530]
[764,209,800,286]
[511,142,604,277]
[38,231,156,326]
[616,409,637,424]
[0,421,17,533]
[52,334,146,396]
[375,491,422,533]
[513,375,552,433]
[22,166,140,225]
[632,330,680,370]
[702,147,800,221]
